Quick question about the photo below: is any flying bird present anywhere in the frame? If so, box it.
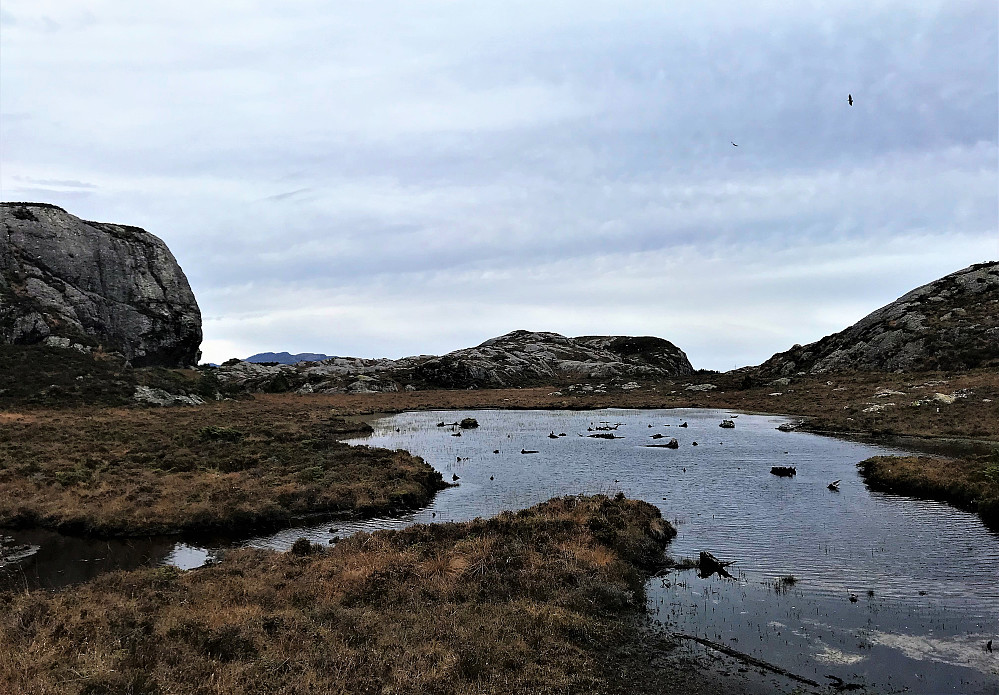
[731,141,738,147]
[848,94,853,106]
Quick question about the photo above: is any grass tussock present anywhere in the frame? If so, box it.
[0,397,445,536]
[0,495,680,695]
[858,454,999,530]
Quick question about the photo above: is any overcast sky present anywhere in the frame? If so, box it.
[2,1,996,369]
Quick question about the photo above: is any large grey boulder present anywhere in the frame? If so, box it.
[1,203,202,366]
[754,262,999,376]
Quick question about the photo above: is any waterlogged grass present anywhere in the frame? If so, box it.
[0,397,446,535]
[0,495,687,695]
[858,455,999,530]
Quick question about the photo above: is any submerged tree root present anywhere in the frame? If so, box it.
[673,633,821,688]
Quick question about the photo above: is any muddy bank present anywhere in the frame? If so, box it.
[858,455,999,530]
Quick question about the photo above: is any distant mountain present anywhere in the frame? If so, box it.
[754,261,999,377]
[245,352,331,365]
[219,330,693,393]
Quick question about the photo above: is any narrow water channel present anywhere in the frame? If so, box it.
[3,408,997,692]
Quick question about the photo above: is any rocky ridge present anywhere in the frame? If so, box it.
[216,329,693,394]
[1,203,201,367]
[753,261,999,378]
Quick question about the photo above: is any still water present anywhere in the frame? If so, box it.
[3,408,997,691]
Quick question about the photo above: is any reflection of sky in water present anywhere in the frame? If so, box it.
[4,408,997,691]
[163,543,223,570]
[321,408,997,693]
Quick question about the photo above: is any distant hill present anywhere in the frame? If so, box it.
[219,330,694,393]
[754,261,999,378]
[245,352,331,364]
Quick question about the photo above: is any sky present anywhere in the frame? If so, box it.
[2,1,996,370]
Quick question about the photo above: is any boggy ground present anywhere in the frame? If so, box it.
[0,399,447,536]
[0,495,771,695]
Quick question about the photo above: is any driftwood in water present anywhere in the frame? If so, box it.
[645,437,679,449]
[699,551,736,579]
[770,465,796,477]
[673,634,821,688]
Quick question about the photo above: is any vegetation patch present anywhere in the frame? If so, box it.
[0,495,696,695]
[858,454,999,530]
[0,345,227,408]
[0,397,440,536]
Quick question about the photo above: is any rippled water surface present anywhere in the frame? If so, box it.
[329,408,998,692]
[4,408,997,691]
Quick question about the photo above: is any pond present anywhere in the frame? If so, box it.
[3,408,997,691]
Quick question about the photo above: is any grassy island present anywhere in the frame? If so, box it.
[858,454,999,530]
[0,398,446,536]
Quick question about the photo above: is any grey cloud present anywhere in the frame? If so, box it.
[264,188,312,202]
[13,176,97,188]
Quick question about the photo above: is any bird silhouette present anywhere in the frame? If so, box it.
[731,141,738,147]
[848,94,853,106]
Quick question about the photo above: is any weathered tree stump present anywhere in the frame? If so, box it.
[699,551,736,578]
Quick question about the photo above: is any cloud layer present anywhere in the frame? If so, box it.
[3,1,996,367]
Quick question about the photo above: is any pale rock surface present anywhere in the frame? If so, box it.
[1,203,201,366]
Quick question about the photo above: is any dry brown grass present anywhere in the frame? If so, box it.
[0,495,700,695]
[0,396,446,536]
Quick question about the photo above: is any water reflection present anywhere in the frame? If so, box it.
[0,527,175,590]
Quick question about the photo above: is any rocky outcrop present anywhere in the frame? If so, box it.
[754,262,999,377]
[414,330,692,388]
[216,330,693,393]
[1,203,201,367]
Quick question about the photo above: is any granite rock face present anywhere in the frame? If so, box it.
[1,203,202,366]
[754,262,999,377]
